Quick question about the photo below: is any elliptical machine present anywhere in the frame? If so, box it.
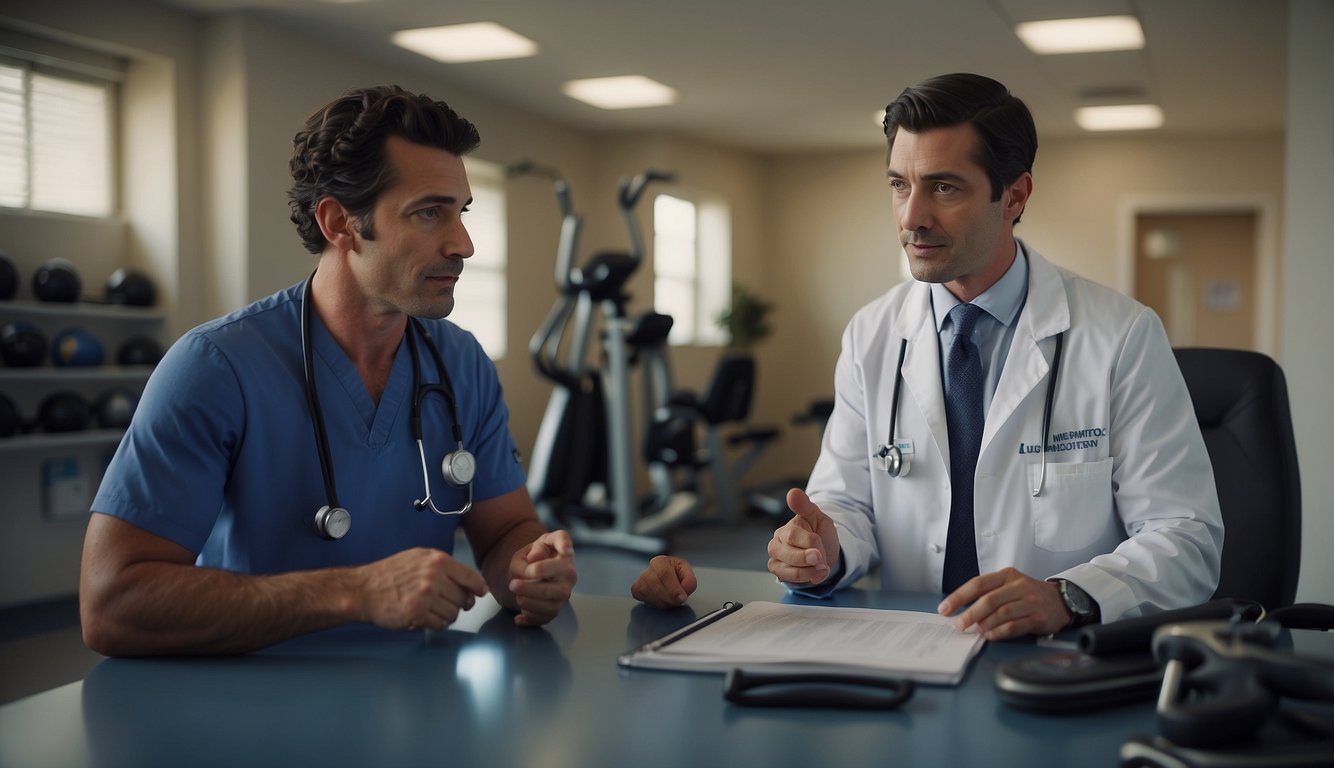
[514,162,697,554]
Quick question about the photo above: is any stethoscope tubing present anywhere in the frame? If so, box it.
[301,273,344,510]
[882,330,1064,497]
[300,272,472,535]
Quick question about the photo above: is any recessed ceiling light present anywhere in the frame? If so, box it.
[1016,15,1145,54]
[562,76,677,110]
[392,22,538,64]
[1075,104,1163,131]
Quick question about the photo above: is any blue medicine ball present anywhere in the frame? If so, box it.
[51,327,105,367]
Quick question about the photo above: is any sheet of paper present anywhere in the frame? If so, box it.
[629,601,984,684]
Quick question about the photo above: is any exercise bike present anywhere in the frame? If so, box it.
[647,352,789,526]
[513,162,697,554]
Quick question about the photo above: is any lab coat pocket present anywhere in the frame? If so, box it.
[1029,457,1114,552]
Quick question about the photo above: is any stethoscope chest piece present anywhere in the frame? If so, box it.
[314,504,351,540]
[442,448,477,486]
[873,439,914,477]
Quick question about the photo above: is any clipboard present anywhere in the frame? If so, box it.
[617,600,985,686]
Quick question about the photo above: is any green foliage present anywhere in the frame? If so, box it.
[716,284,773,348]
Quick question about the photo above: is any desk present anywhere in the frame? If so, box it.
[0,566,1159,768]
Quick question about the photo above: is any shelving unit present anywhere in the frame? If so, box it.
[1,299,166,604]
[1,299,163,437]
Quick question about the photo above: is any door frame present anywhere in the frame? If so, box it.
[1117,193,1280,358]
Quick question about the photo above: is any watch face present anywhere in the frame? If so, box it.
[1063,581,1092,615]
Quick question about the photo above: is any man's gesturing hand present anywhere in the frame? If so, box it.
[767,488,841,587]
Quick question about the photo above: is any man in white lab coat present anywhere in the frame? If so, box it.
[633,73,1223,640]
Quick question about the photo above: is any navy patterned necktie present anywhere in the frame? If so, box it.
[942,303,985,593]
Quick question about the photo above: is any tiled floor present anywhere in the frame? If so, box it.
[0,512,782,705]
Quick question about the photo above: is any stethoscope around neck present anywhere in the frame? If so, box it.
[301,273,476,540]
[873,331,1064,497]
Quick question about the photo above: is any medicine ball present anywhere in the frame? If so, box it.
[94,388,139,429]
[32,258,82,303]
[116,335,164,366]
[105,268,157,307]
[1,322,48,367]
[0,250,17,300]
[38,391,92,433]
[0,393,18,437]
[51,327,105,367]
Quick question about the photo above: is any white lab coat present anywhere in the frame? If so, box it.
[808,244,1223,622]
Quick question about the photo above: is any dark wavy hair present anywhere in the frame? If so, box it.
[288,85,482,254]
[883,73,1037,222]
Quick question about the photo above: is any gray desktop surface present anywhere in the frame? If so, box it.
[0,566,1160,768]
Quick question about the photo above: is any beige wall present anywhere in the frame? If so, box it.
[1283,0,1334,604]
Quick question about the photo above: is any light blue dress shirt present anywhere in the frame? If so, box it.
[929,242,1030,414]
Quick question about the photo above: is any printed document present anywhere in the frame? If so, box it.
[619,601,985,685]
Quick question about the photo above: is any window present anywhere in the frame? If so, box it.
[450,156,507,359]
[653,193,730,346]
[0,55,116,218]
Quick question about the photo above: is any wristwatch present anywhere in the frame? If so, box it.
[1051,579,1100,628]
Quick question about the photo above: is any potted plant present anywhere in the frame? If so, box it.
[716,284,773,349]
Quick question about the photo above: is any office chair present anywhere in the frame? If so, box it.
[1173,347,1302,609]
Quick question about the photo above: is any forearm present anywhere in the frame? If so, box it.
[81,560,364,656]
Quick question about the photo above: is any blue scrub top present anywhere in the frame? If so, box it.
[92,282,527,574]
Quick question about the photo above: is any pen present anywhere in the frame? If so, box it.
[636,601,744,654]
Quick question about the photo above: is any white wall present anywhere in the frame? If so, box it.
[1283,0,1334,604]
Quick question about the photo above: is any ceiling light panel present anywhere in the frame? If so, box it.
[392,22,538,64]
[562,76,677,110]
[1016,15,1145,55]
[1074,104,1163,131]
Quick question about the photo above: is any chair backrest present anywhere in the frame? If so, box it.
[1173,347,1301,609]
[699,353,756,425]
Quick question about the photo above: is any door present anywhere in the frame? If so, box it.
[1134,212,1258,350]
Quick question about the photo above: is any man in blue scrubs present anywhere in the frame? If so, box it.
[80,85,576,656]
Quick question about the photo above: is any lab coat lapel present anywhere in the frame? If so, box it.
[892,282,952,467]
[982,246,1071,451]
